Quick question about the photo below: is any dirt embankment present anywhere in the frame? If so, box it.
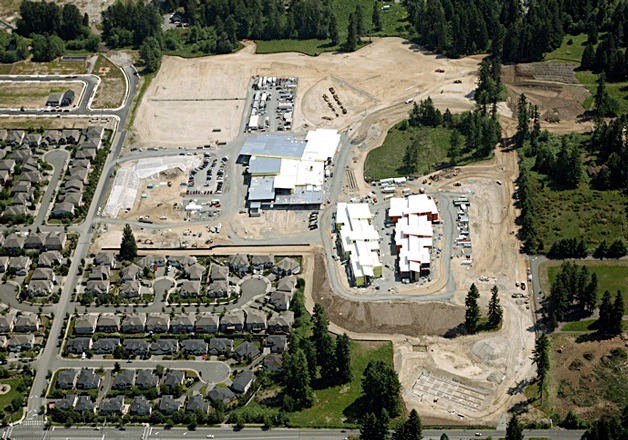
[311,252,465,337]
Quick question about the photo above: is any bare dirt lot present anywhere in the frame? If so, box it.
[133,38,480,148]
[0,82,84,109]
[91,54,127,109]
[502,63,593,136]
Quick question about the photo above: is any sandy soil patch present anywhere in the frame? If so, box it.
[0,82,84,109]
[132,38,480,148]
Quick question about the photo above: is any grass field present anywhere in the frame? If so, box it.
[0,378,24,422]
[545,34,589,64]
[546,261,628,306]
[92,55,126,109]
[561,319,628,332]
[255,0,410,55]
[0,64,12,74]
[525,170,626,253]
[364,123,456,181]
[10,60,88,75]
[288,341,393,428]
[574,70,628,115]
[0,83,84,108]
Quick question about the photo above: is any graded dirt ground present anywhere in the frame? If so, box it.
[132,38,480,148]
[91,54,127,109]
[544,334,627,420]
[0,82,84,109]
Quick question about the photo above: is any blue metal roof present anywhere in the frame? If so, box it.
[240,134,306,159]
[248,156,282,175]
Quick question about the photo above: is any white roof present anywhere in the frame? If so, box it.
[302,129,341,162]
[336,203,382,279]
[389,195,438,218]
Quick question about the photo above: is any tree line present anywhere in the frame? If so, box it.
[464,284,503,334]
[0,31,29,63]
[402,97,502,173]
[16,0,99,61]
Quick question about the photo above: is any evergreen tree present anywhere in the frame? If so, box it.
[488,285,503,329]
[344,12,358,52]
[329,14,339,46]
[312,304,336,380]
[354,4,365,37]
[140,36,162,73]
[610,291,625,336]
[120,224,138,261]
[393,409,422,440]
[532,333,549,397]
[505,414,524,440]
[361,360,402,417]
[515,94,529,148]
[360,412,387,440]
[593,240,609,259]
[465,284,480,334]
[335,333,352,384]
[607,239,627,258]
[283,348,313,410]
[583,273,598,313]
[372,2,382,32]
[448,130,463,164]
[403,138,420,174]
[581,43,595,70]
[439,435,449,440]
[598,290,613,334]
[594,74,619,117]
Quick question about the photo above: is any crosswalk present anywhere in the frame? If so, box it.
[21,419,44,426]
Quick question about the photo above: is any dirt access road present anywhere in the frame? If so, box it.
[132,38,480,148]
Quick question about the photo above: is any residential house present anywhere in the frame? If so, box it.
[2,205,28,218]
[92,338,120,355]
[60,129,81,145]
[0,257,7,273]
[208,338,233,356]
[268,311,295,335]
[251,254,274,271]
[186,393,209,414]
[42,130,61,147]
[135,370,158,390]
[210,264,229,282]
[3,234,25,253]
[25,233,46,251]
[170,314,194,334]
[66,337,92,355]
[231,371,255,394]
[159,395,182,415]
[24,133,41,148]
[66,166,89,183]
[112,370,136,390]
[14,314,39,332]
[181,339,208,356]
[51,201,74,218]
[96,314,120,333]
[0,159,15,173]
[150,339,178,356]
[120,263,141,282]
[30,267,55,282]
[274,257,301,276]
[233,341,260,361]
[121,313,146,333]
[88,265,110,281]
[244,309,267,332]
[54,394,77,411]
[228,254,250,276]
[265,335,288,354]
[0,315,14,333]
[8,334,35,352]
[11,181,32,196]
[137,255,166,269]
[207,280,229,298]
[9,256,31,276]
[263,354,284,372]
[146,313,170,333]
[93,252,116,268]
[74,314,98,335]
[195,313,219,334]
[276,275,297,293]
[207,386,235,405]
[38,251,63,267]
[269,291,291,311]
[130,395,152,416]
[27,279,53,297]
[76,369,100,390]
[18,170,43,185]
[85,279,110,295]
[185,263,206,281]
[123,339,149,358]
[99,395,125,415]
[44,232,67,251]
[118,280,141,299]
[74,396,96,414]
[5,130,25,147]
[179,280,201,298]
[168,255,196,269]
[56,369,78,389]
[162,370,185,389]
[220,310,245,333]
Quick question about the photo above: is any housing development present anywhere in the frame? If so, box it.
[0,1,625,440]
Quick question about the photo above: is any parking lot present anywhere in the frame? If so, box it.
[180,153,231,220]
[245,76,298,133]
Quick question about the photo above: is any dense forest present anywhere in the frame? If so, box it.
[406,0,627,65]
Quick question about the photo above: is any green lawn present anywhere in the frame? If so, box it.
[255,0,410,55]
[545,34,589,64]
[288,341,393,428]
[547,262,628,306]
[0,378,24,422]
[0,64,12,74]
[364,124,456,181]
[525,173,626,253]
[574,70,628,115]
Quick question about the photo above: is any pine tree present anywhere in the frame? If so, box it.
[594,74,619,117]
[360,412,387,440]
[372,2,382,32]
[399,409,422,440]
[312,304,336,380]
[610,291,624,336]
[403,138,420,174]
[583,273,598,312]
[439,435,449,440]
[607,239,627,258]
[344,12,358,52]
[329,13,339,46]
[361,360,402,417]
[593,240,609,259]
[581,43,595,70]
[354,4,365,36]
[335,333,352,384]
[448,130,463,164]
[488,286,503,329]
[532,333,549,394]
[465,284,480,334]
[505,414,524,440]
[283,348,313,410]
[515,94,529,148]
[598,290,613,334]
[120,224,137,261]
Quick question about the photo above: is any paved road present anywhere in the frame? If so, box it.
[3,425,587,440]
